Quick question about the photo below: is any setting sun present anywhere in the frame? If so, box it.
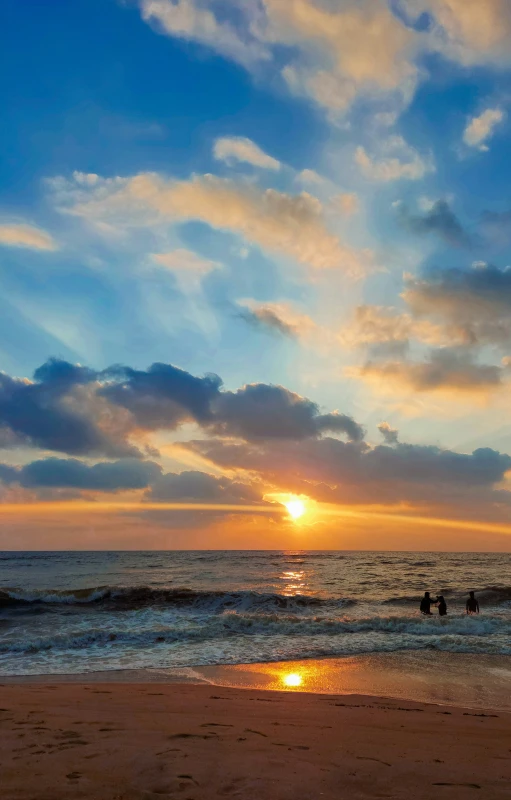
[285,499,306,520]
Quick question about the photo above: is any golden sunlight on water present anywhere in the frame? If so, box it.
[282,672,303,688]
[279,569,307,595]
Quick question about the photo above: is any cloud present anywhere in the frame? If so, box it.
[357,348,503,395]
[419,0,511,67]
[211,383,365,442]
[378,422,399,445]
[147,469,261,503]
[463,107,505,151]
[355,137,434,182]
[0,458,263,505]
[340,304,452,357]
[403,265,511,346]
[100,363,365,442]
[397,200,471,247]
[186,435,511,510]
[237,300,316,339]
[213,136,280,170]
[151,249,220,277]
[53,171,365,273]
[18,458,162,491]
[140,0,270,68]
[138,0,419,118]
[262,0,419,116]
[343,264,511,399]
[0,223,58,251]
[100,362,223,431]
[0,359,139,459]
[0,357,368,461]
[137,0,511,127]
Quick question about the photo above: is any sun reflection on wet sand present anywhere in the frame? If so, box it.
[282,672,303,688]
[190,653,511,710]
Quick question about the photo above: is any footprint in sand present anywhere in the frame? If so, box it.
[433,783,481,789]
[356,756,392,767]
[200,723,233,728]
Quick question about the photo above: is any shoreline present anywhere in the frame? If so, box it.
[2,680,510,800]
[3,651,511,712]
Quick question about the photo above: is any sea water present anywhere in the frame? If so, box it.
[1,551,510,676]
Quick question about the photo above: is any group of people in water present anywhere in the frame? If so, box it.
[420,590,480,617]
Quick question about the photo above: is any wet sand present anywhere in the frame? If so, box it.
[1,681,510,800]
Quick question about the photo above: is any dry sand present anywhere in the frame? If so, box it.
[0,682,509,800]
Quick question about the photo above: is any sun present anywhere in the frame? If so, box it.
[285,499,306,520]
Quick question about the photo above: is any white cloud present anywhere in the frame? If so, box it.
[52,171,368,274]
[139,0,419,118]
[151,248,219,276]
[463,107,505,151]
[213,136,280,170]
[0,223,58,251]
[296,169,325,186]
[138,0,511,126]
[140,0,269,68]
[265,0,419,116]
[355,136,434,182]
[416,0,511,67]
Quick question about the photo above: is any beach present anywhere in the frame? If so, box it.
[2,552,510,797]
[2,678,510,800]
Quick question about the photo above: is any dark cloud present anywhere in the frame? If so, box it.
[99,362,223,429]
[0,364,138,459]
[0,463,19,484]
[404,265,511,346]
[378,422,399,445]
[20,458,161,491]
[0,458,161,491]
[0,359,364,462]
[33,357,96,386]
[238,307,297,337]
[148,470,262,503]
[212,383,365,442]
[398,201,471,248]
[186,436,511,509]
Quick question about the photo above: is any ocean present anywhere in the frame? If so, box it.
[1,551,510,677]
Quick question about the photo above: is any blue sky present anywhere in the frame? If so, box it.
[2,0,511,549]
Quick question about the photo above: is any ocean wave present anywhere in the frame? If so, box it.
[0,586,355,613]
[2,612,510,656]
[383,586,511,606]
[476,586,511,604]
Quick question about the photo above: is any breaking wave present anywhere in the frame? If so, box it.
[0,586,355,612]
[2,612,510,656]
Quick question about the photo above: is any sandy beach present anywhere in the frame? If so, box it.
[1,680,510,800]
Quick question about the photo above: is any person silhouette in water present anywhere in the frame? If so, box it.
[437,595,447,616]
[466,591,480,615]
[420,591,435,615]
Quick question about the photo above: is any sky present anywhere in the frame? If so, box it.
[2,0,511,550]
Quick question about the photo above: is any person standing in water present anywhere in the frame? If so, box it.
[437,595,447,616]
[466,591,480,614]
[420,591,435,615]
